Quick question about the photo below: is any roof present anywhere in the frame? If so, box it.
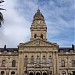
[33,9,44,20]
[0,48,18,52]
[59,47,74,52]
[19,38,58,47]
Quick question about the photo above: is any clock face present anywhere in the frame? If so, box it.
[36,20,41,24]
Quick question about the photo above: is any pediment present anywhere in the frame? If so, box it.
[19,39,58,47]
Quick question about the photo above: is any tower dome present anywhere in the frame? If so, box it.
[30,8,47,41]
[33,8,44,21]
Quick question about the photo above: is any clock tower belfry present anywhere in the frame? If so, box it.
[30,8,47,41]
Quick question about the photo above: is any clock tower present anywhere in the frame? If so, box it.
[30,8,47,40]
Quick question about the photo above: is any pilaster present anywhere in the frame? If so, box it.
[52,51,57,75]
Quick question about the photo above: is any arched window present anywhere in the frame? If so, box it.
[11,71,15,75]
[12,60,16,67]
[2,60,6,67]
[34,34,37,38]
[1,71,4,75]
[41,34,43,39]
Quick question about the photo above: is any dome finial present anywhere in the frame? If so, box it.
[38,6,39,10]
[37,6,40,12]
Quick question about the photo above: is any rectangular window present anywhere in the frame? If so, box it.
[49,58,52,67]
[36,57,40,65]
[31,58,34,64]
[24,58,28,67]
[2,60,6,67]
[61,60,65,67]
[72,60,75,67]
[42,58,46,64]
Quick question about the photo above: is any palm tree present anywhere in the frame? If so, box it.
[0,0,5,27]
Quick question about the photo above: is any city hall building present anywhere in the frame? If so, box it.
[0,9,75,75]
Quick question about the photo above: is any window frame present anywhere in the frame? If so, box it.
[12,60,16,67]
[2,60,6,67]
[42,56,46,64]
[36,56,40,65]
[49,58,52,67]
[24,56,28,67]
[72,60,75,67]
[30,56,34,64]
[61,60,65,67]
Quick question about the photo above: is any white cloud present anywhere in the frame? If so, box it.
[0,0,30,47]
[0,0,74,47]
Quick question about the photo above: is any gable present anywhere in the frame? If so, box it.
[19,39,58,47]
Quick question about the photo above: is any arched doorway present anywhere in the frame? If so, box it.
[1,71,4,75]
[36,72,40,75]
[11,71,15,75]
[43,72,47,75]
[62,71,66,75]
[29,72,34,75]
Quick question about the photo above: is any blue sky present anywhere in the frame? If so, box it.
[0,0,75,48]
